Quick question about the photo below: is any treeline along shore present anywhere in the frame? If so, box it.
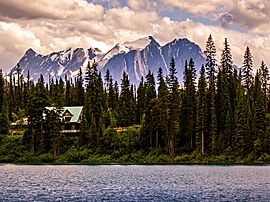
[0,35,270,164]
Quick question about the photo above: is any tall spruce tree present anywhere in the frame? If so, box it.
[24,74,49,153]
[235,85,251,158]
[142,71,157,148]
[259,61,269,112]
[136,77,146,125]
[216,38,235,154]
[253,71,267,157]
[196,65,207,155]
[205,34,217,82]
[80,62,103,148]
[221,38,234,76]
[43,108,62,155]
[167,57,180,157]
[157,67,169,152]
[65,75,72,106]
[242,46,253,94]
[72,68,85,106]
[180,59,197,153]
[0,69,9,135]
[119,72,135,127]
[204,34,217,154]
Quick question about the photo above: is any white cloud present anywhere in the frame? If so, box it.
[0,0,269,74]
[0,22,41,69]
[163,0,233,16]
[127,0,145,10]
[0,0,105,20]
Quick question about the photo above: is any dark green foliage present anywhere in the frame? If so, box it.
[205,34,217,82]
[136,77,146,125]
[196,65,207,155]
[180,59,196,153]
[43,108,62,155]
[119,72,135,127]
[24,74,49,153]
[0,69,5,112]
[0,69,9,135]
[141,71,157,149]
[72,68,85,106]
[167,58,180,157]
[204,36,218,154]
[216,38,236,154]
[81,62,104,148]
[220,38,233,76]
[157,67,169,152]
[242,46,253,93]
[1,36,270,163]
[253,71,267,156]
[235,86,251,157]
[259,61,269,112]
[65,75,72,106]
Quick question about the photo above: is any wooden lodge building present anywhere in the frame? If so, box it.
[45,106,83,135]
[11,106,83,135]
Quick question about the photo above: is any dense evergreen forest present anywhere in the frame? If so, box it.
[0,35,270,163]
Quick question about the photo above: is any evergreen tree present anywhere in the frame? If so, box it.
[43,108,62,155]
[205,34,217,82]
[65,75,72,106]
[136,77,146,125]
[0,69,4,113]
[8,70,14,120]
[180,59,197,153]
[72,68,85,106]
[157,67,169,152]
[259,61,269,112]
[196,65,207,155]
[216,38,235,154]
[221,38,233,76]
[253,71,267,157]
[167,58,180,157]
[80,62,104,148]
[142,71,157,148]
[204,35,218,154]
[24,74,49,153]
[242,46,253,94]
[0,69,9,135]
[119,72,135,127]
[235,86,251,158]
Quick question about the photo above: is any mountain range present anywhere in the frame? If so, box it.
[11,36,205,85]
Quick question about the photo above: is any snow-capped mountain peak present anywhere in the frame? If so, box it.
[124,36,160,50]
[12,37,205,85]
[148,36,160,47]
[102,43,131,61]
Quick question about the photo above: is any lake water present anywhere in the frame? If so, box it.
[0,165,270,201]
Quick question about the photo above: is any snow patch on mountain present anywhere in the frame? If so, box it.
[12,36,205,85]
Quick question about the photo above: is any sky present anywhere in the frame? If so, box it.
[0,0,270,72]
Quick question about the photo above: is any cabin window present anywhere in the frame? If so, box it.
[64,116,71,122]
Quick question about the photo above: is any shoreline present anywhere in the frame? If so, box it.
[1,161,270,166]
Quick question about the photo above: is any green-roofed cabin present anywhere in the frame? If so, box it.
[45,106,83,135]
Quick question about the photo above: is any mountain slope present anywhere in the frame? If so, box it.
[12,36,205,84]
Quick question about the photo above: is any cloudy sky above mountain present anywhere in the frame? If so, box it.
[0,0,270,72]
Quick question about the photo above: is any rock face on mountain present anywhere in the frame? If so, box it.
[12,36,205,85]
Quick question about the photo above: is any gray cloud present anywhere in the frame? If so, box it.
[229,0,270,30]
[0,0,104,20]
[1,0,270,74]
[219,13,234,27]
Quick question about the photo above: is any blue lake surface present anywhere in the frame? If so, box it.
[0,165,270,201]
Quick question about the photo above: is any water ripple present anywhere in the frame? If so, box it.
[0,165,270,201]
